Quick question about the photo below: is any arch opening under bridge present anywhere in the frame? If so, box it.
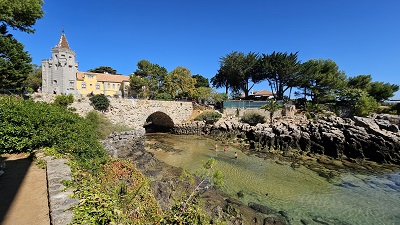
[144,111,174,133]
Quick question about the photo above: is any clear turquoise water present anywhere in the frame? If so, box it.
[146,134,400,225]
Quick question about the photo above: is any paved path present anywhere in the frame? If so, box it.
[0,154,50,225]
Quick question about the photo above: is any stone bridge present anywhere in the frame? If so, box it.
[74,98,193,130]
[32,94,193,130]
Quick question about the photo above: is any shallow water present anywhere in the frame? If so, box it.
[146,134,400,225]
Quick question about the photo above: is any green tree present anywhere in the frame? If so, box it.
[192,74,210,88]
[299,59,347,103]
[23,64,41,92]
[260,100,282,124]
[0,28,33,90]
[368,81,399,102]
[88,66,117,74]
[259,51,301,100]
[134,59,168,99]
[0,0,44,33]
[212,51,262,99]
[347,74,372,90]
[164,66,196,99]
[0,0,44,90]
[129,75,147,98]
[211,67,232,95]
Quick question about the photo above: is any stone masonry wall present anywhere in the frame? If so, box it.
[31,93,193,128]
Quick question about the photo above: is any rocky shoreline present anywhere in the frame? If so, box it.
[102,129,289,224]
[172,114,400,168]
[101,114,400,224]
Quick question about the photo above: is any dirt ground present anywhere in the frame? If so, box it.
[0,154,50,225]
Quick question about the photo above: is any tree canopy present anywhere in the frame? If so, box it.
[259,51,301,100]
[164,66,196,99]
[0,0,44,33]
[192,74,209,88]
[211,51,262,99]
[0,0,44,90]
[0,28,33,89]
[88,66,117,74]
[299,59,347,103]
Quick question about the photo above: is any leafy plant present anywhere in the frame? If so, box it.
[0,96,106,171]
[89,94,110,111]
[85,110,131,139]
[354,94,380,116]
[194,111,222,122]
[241,112,266,126]
[160,158,224,224]
[71,159,162,224]
[53,94,74,106]
[260,100,282,123]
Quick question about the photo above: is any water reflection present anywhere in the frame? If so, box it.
[146,134,400,225]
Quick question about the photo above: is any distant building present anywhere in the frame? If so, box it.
[42,31,129,97]
[239,90,274,100]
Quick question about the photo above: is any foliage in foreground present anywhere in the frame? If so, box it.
[0,96,106,170]
[241,112,266,126]
[194,111,222,122]
[160,158,224,225]
[71,159,162,224]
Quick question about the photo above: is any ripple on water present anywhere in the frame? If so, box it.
[146,134,400,225]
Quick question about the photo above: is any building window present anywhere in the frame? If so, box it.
[82,82,86,89]
[112,84,115,89]
[87,74,94,79]
[107,83,110,88]
[96,83,100,89]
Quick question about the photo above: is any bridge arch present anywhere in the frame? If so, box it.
[144,111,174,133]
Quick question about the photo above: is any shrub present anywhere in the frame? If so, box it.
[86,110,131,139]
[89,94,110,111]
[241,112,266,126]
[392,103,400,115]
[194,111,222,123]
[354,95,380,117]
[0,96,107,171]
[54,94,74,106]
[71,159,162,224]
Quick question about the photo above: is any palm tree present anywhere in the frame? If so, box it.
[260,100,281,124]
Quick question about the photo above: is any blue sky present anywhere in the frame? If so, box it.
[12,0,400,99]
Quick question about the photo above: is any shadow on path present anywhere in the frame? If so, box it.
[0,156,31,224]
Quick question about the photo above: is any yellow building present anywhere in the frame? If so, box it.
[76,72,129,97]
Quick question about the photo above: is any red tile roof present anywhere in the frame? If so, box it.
[76,72,129,83]
[57,33,70,49]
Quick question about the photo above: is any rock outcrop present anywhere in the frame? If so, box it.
[172,115,400,165]
[102,129,288,224]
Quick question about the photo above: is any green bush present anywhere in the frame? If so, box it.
[89,94,110,111]
[86,110,132,139]
[0,96,107,171]
[241,112,266,126]
[54,94,74,106]
[354,95,380,117]
[194,111,222,122]
[392,103,400,115]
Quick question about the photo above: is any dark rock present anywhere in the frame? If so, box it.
[264,216,288,225]
[249,202,273,215]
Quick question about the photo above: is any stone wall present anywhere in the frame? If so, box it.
[31,93,193,128]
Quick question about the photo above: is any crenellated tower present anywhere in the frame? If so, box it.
[42,30,78,94]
